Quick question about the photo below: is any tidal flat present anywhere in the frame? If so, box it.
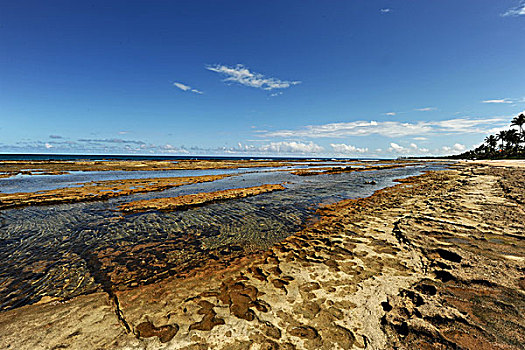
[0,159,523,349]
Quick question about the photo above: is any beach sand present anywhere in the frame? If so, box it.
[0,162,523,349]
[463,159,525,168]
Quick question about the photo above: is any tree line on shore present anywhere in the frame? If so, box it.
[451,113,525,159]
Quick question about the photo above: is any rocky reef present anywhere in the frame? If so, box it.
[0,163,523,349]
[0,174,231,210]
[290,161,423,176]
[0,159,345,179]
[118,184,286,213]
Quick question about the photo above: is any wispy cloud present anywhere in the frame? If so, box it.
[230,141,324,154]
[380,8,392,14]
[77,138,146,145]
[415,107,437,112]
[441,143,466,153]
[384,112,396,116]
[206,64,301,91]
[502,1,525,17]
[4,138,191,154]
[260,117,507,138]
[386,142,465,155]
[389,142,419,154]
[0,137,478,157]
[173,82,203,94]
[387,142,468,155]
[482,98,513,104]
[330,143,368,154]
[49,135,63,139]
[259,141,323,153]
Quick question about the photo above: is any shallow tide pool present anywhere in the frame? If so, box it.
[0,163,445,311]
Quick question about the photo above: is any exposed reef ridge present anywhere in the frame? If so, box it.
[0,174,231,210]
[0,159,348,179]
[118,183,286,213]
[0,163,523,349]
[290,162,423,176]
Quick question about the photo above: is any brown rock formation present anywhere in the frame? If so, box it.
[0,174,231,210]
[134,320,179,342]
[291,161,423,176]
[118,184,286,213]
[0,159,349,178]
[0,163,523,350]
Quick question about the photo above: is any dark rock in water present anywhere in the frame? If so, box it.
[364,180,377,185]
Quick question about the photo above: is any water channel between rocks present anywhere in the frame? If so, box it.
[0,163,445,312]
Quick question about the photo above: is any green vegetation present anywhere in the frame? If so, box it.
[451,113,525,159]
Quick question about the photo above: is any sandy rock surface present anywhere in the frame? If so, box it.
[0,163,523,349]
[118,184,286,213]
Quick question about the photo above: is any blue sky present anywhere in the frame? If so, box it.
[1,0,524,157]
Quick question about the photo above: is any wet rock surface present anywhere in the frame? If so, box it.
[0,174,231,209]
[1,164,430,313]
[118,183,286,213]
[0,159,334,178]
[0,162,522,349]
[290,161,421,176]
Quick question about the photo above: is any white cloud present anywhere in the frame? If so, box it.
[380,8,391,14]
[482,98,513,104]
[262,117,507,138]
[441,143,466,153]
[387,142,432,155]
[173,82,203,94]
[161,144,189,153]
[330,143,368,154]
[229,141,324,154]
[415,107,437,112]
[173,82,191,91]
[384,112,396,116]
[45,143,53,149]
[502,2,525,16]
[389,142,417,154]
[453,143,466,152]
[432,117,505,132]
[389,143,402,151]
[259,141,324,153]
[206,64,301,91]
[413,137,427,140]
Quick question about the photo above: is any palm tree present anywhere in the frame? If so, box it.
[511,113,525,135]
[511,114,525,149]
[485,135,497,152]
[497,130,508,150]
[506,129,520,151]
